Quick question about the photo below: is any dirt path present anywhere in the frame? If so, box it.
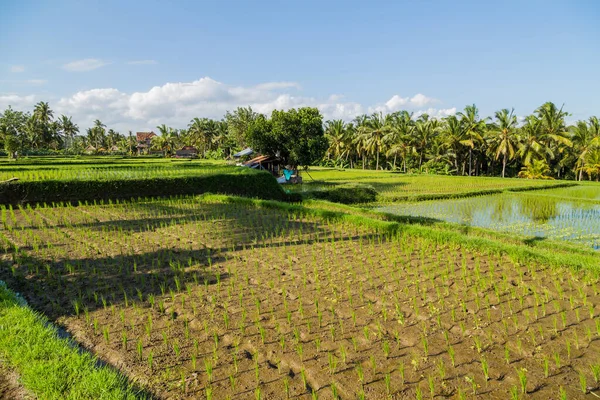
[0,362,34,400]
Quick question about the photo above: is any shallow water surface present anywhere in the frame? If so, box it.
[378,186,600,249]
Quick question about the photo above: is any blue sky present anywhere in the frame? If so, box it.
[1,0,599,131]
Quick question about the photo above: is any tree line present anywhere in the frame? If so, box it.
[1,101,599,180]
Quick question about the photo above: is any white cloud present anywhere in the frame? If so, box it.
[0,94,38,111]
[1,76,454,131]
[126,60,158,65]
[414,107,457,119]
[370,93,437,114]
[62,59,110,72]
[10,65,25,73]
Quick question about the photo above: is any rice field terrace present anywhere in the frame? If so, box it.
[0,157,230,182]
[1,195,600,399]
[294,168,573,202]
[379,185,600,250]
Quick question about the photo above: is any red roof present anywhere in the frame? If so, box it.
[136,131,157,141]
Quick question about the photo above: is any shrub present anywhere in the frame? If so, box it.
[308,183,378,204]
[0,168,288,205]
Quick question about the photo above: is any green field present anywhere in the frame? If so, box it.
[1,158,600,399]
[295,167,574,202]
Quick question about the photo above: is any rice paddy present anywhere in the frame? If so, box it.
[2,159,600,399]
[378,186,600,249]
[1,194,600,399]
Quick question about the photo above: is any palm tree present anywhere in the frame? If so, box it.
[325,120,350,166]
[579,149,600,181]
[571,118,600,181]
[357,112,391,170]
[441,115,468,174]
[384,111,414,171]
[57,115,79,148]
[188,118,215,156]
[24,116,42,149]
[517,116,553,166]
[33,101,53,125]
[413,114,439,169]
[489,108,518,178]
[518,159,553,179]
[535,102,572,177]
[91,119,106,149]
[153,124,177,156]
[458,104,487,176]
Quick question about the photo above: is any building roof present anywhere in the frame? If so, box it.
[178,146,198,151]
[136,131,157,141]
[233,148,254,158]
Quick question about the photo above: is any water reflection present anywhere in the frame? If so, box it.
[378,188,600,249]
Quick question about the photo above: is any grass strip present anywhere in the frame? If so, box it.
[0,281,146,400]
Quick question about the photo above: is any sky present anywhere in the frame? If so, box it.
[1,0,599,132]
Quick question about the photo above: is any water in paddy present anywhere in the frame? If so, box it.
[377,185,600,249]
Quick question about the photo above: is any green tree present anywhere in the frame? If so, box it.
[489,108,518,178]
[413,114,439,169]
[324,119,351,167]
[226,106,258,149]
[357,112,392,170]
[570,119,600,181]
[0,107,28,158]
[57,115,79,149]
[247,107,327,168]
[458,104,487,176]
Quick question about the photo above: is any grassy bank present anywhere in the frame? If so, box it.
[0,281,145,400]
[0,163,288,205]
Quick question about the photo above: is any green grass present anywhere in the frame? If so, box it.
[0,281,145,400]
[297,167,576,202]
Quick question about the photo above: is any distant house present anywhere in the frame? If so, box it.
[243,154,282,176]
[136,131,157,154]
[175,146,198,158]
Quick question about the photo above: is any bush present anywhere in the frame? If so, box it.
[0,169,288,205]
[308,183,378,204]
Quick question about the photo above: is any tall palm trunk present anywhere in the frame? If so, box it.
[502,152,507,178]
[469,148,473,176]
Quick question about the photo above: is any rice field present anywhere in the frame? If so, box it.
[378,186,600,249]
[295,168,572,201]
[1,195,600,399]
[0,157,231,182]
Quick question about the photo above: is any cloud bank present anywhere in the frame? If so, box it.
[0,77,456,132]
[62,59,110,72]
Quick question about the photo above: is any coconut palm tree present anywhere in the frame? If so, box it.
[489,108,518,178]
[33,101,53,125]
[441,115,468,174]
[357,112,391,170]
[384,111,414,171]
[579,149,600,181]
[325,119,350,166]
[154,124,177,156]
[413,114,439,169]
[457,104,487,176]
[57,115,79,149]
[535,102,572,177]
[517,116,552,166]
[570,121,600,181]
[518,159,553,179]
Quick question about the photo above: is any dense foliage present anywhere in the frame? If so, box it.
[1,101,599,179]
